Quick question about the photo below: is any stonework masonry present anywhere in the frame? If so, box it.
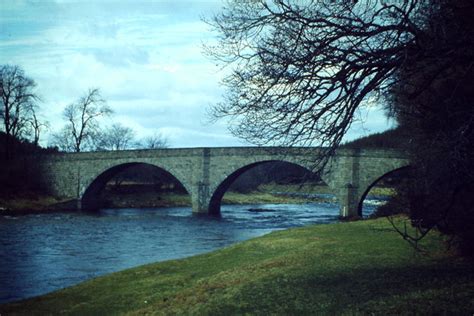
[37,147,409,217]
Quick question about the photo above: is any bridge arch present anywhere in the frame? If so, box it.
[81,162,191,211]
[356,166,411,217]
[207,160,333,216]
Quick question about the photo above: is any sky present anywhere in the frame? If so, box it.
[0,0,394,148]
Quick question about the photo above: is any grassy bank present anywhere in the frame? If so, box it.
[0,193,75,215]
[222,191,321,205]
[100,190,315,209]
[1,217,473,315]
[102,182,381,209]
[102,182,395,208]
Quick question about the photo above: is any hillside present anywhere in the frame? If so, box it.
[342,127,409,149]
[0,132,57,197]
[0,132,55,156]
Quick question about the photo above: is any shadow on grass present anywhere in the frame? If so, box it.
[203,259,474,315]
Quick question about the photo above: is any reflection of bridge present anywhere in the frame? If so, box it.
[39,147,409,217]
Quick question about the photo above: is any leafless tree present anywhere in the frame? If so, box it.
[53,88,112,152]
[205,0,474,253]
[28,110,49,147]
[140,132,169,149]
[96,123,136,151]
[206,0,428,170]
[0,65,39,158]
[50,127,76,152]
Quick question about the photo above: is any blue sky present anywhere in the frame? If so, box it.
[0,0,393,148]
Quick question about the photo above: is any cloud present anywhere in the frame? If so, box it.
[91,47,150,67]
[3,0,392,149]
[2,1,238,148]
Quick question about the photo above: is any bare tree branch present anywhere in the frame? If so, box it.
[205,0,425,171]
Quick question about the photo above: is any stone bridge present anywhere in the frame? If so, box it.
[38,147,409,217]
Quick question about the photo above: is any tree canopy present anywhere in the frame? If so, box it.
[386,0,474,254]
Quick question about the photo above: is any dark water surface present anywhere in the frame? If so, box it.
[0,202,376,304]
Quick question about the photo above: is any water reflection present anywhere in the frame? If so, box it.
[0,202,375,304]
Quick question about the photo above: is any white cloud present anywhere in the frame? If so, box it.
[2,1,239,148]
[4,0,391,149]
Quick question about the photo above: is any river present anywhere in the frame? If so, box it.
[0,202,377,304]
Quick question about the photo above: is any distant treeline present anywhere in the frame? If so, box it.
[341,127,407,149]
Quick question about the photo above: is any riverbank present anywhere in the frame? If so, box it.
[0,183,394,215]
[0,191,316,215]
[99,183,341,209]
[101,182,393,208]
[0,194,77,215]
[1,216,473,315]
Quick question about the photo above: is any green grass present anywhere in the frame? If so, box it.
[221,191,314,204]
[101,184,333,209]
[1,217,473,315]
[0,193,73,214]
[258,182,333,194]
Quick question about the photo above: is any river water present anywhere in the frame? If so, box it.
[0,202,377,304]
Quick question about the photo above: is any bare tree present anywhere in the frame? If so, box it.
[50,127,76,152]
[140,132,169,149]
[96,123,136,151]
[53,88,112,152]
[206,0,426,170]
[0,65,39,158]
[28,110,49,147]
[207,0,474,254]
